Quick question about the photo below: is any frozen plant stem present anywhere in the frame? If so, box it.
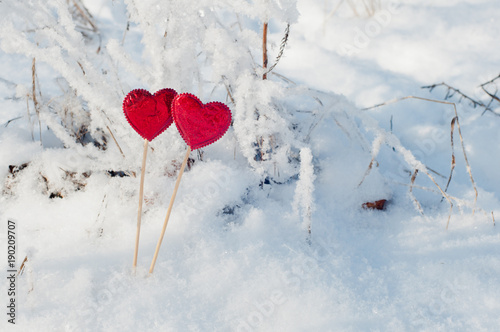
[133,139,148,271]
[17,256,28,277]
[105,124,125,158]
[293,148,315,241]
[442,117,458,196]
[149,147,192,274]
[410,169,424,214]
[25,95,34,141]
[263,22,268,80]
[31,58,42,145]
[363,95,478,228]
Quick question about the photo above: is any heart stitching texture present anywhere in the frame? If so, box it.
[172,93,232,150]
[123,88,177,141]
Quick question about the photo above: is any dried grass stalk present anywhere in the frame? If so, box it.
[32,57,42,144]
[443,117,458,195]
[265,24,290,77]
[362,96,478,229]
[17,256,28,277]
[262,22,268,80]
[69,0,101,53]
[409,169,424,215]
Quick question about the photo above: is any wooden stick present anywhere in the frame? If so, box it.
[133,139,148,270]
[149,146,191,274]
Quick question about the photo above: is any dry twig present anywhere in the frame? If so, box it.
[409,169,424,215]
[69,0,102,53]
[362,96,478,229]
[442,117,458,195]
[262,22,268,80]
[17,256,28,277]
[32,58,42,144]
[264,24,290,77]
[423,74,500,116]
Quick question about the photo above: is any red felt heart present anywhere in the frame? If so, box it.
[172,93,232,150]
[123,88,177,141]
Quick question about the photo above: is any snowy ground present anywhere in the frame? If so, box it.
[1,0,500,331]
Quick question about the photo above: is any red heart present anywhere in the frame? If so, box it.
[172,93,232,150]
[123,88,177,141]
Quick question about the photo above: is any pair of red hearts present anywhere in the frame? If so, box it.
[123,89,232,150]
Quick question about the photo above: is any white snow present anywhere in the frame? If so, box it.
[1,0,500,331]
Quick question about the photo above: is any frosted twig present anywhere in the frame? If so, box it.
[442,117,458,196]
[409,169,424,215]
[362,95,478,225]
[121,20,130,45]
[391,179,491,222]
[358,157,376,187]
[71,0,97,31]
[105,125,125,158]
[70,0,101,53]
[25,96,34,141]
[264,24,290,76]
[293,148,316,239]
[3,116,23,128]
[422,81,500,116]
[479,73,500,87]
[32,58,42,145]
[358,133,384,187]
[221,75,235,105]
[270,71,296,84]
[480,85,500,104]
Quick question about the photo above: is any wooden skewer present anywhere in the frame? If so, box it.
[133,139,149,271]
[149,146,191,274]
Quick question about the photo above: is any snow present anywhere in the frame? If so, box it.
[1,0,500,331]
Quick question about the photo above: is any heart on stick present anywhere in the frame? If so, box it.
[123,88,177,270]
[123,88,177,141]
[149,93,232,273]
[172,93,232,150]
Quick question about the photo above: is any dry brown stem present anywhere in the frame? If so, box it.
[32,57,42,144]
[262,22,268,80]
[409,169,424,215]
[69,0,101,53]
[17,256,28,277]
[442,117,458,195]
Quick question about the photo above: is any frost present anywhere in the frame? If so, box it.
[292,147,315,232]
